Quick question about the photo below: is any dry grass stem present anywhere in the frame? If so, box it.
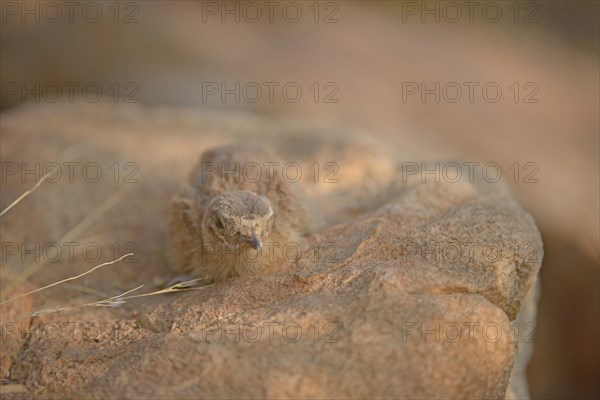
[4,163,154,291]
[10,278,214,322]
[0,253,134,306]
[0,165,58,218]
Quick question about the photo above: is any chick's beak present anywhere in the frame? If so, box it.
[241,226,261,250]
[250,229,261,250]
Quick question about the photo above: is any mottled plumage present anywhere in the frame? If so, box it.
[170,144,310,281]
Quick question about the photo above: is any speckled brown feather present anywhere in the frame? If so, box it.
[170,144,311,281]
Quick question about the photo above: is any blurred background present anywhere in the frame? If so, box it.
[1,1,598,398]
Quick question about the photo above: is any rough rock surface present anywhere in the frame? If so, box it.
[0,103,543,399]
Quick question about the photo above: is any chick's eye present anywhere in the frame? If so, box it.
[215,216,225,230]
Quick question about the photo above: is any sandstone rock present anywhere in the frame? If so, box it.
[0,271,38,383]
[0,103,542,398]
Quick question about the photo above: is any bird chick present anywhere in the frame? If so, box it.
[170,144,310,282]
